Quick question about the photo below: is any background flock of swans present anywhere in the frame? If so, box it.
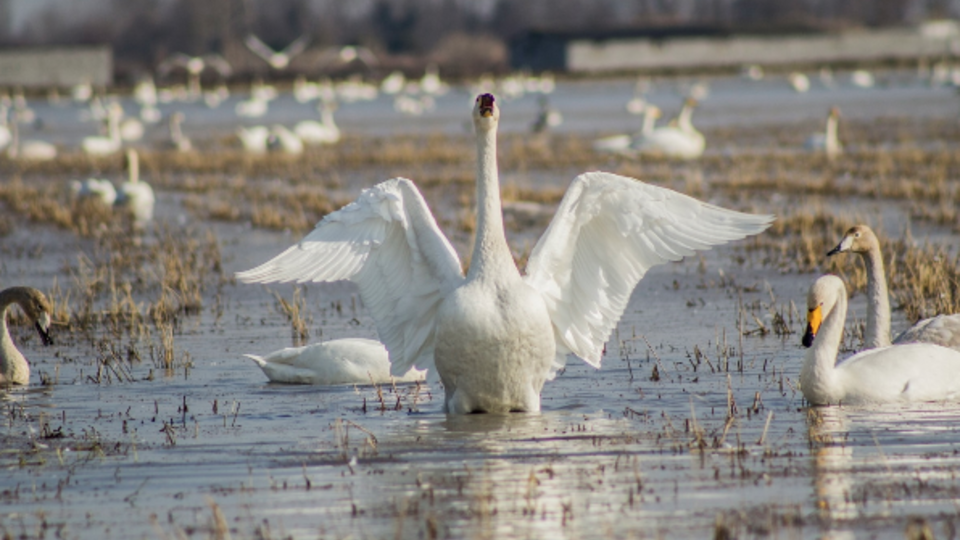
[3,64,960,409]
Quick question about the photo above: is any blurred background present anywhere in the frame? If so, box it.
[2,0,959,84]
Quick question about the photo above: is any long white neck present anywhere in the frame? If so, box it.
[170,116,184,143]
[825,114,840,156]
[0,292,29,385]
[800,293,847,404]
[468,125,515,280]
[127,150,140,184]
[641,108,659,135]
[860,246,892,348]
[321,107,336,128]
[108,110,121,143]
[677,103,694,132]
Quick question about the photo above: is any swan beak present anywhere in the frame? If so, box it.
[478,94,495,117]
[826,236,850,256]
[802,306,822,347]
[35,312,53,346]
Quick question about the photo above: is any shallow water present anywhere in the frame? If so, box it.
[2,72,960,539]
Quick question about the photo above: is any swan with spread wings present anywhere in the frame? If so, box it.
[238,94,774,414]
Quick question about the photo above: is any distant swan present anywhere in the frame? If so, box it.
[237,94,773,414]
[237,126,271,154]
[805,106,841,159]
[800,275,960,405]
[632,98,704,159]
[269,125,304,155]
[82,102,123,156]
[593,105,661,154]
[294,101,340,145]
[828,224,960,351]
[244,34,310,70]
[245,338,425,385]
[114,149,155,225]
[70,177,117,206]
[1,287,54,385]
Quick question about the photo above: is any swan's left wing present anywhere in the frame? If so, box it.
[524,171,774,367]
[236,178,464,376]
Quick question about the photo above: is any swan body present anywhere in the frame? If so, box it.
[828,224,960,351]
[82,103,123,156]
[632,98,705,159]
[269,125,304,155]
[238,126,271,154]
[593,105,661,153]
[1,287,54,385]
[167,111,192,152]
[381,71,406,95]
[71,178,117,206]
[245,338,426,385]
[114,149,155,225]
[805,107,842,159]
[6,111,57,160]
[531,97,562,133]
[235,97,269,118]
[800,275,960,405]
[294,103,340,145]
[237,94,773,414]
[120,117,144,141]
[789,72,811,93]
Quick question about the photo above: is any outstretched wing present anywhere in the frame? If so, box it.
[236,179,463,376]
[283,34,311,57]
[524,171,774,367]
[244,35,278,63]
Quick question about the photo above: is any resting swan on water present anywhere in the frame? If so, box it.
[828,224,960,351]
[245,338,425,385]
[237,94,773,414]
[801,275,960,405]
[1,287,54,385]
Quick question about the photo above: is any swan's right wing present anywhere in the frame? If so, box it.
[525,172,774,368]
[894,314,960,351]
[236,178,464,376]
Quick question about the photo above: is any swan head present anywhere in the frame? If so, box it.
[827,224,877,256]
[802,275,844,347]
[473,93,499,130]
[11,287,54,346]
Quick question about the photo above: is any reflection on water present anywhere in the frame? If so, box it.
[806,404,960,538]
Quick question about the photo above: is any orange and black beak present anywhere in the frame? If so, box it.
[478,94,495,117]
[802,306,822,348]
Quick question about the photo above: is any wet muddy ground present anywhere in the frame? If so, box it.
[2,71,960,539]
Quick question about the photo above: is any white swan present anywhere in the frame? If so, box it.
[632,98,704,159]
[238,126,271,154]
[114,149,155,225]
[237,94,774,414]
[0,105,12,150]
[6,111,56,161]
[593,105,661,154]
[800,275,960,405]
[380,71,406,95]
[294,101,340,145]
[235,96,269,118]
[82,102,123,156]
[530,96,562,134]
[157,53,232,101]
[827,224,960,351]
[269,125,304,155]
[1,287,54,385]
[245,338,426,385]
[70,177,117,206]
[805,106,842,159]
[788,72,811,93]
[167,111,192,152]
[244,34,310,70]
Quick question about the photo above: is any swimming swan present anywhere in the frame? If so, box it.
[800,275,960,405]
[632,98,704,159]
[1,287,54,385]
[237,94,773,414]
[828,224,960,351]
[805,106,841,159]
[245,338,426,385]
[114,149,155,225]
